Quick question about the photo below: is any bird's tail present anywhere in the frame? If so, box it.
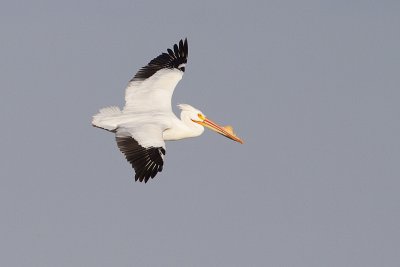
[92,106,122,132]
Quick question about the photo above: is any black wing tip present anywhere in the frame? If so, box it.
[135,167,163,183]
[116,135,165,184]
[131,38,189,81]
[135,165,163,183]
[181,38,188,58]
[134,164,161,183]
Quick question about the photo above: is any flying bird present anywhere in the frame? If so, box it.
[92,39,243,183]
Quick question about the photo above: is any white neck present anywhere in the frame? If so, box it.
[162,114,204,141]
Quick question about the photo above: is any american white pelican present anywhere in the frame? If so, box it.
[92,39,243,183]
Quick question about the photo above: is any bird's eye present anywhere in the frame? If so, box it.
[180,67,185,72]
[197,113,205,120]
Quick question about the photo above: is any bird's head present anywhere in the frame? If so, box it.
[178,104,243,144]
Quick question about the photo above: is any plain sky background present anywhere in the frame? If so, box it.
[1,0,399,266]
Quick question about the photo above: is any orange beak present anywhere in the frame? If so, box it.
[194,117,244,144]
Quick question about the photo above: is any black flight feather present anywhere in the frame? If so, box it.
[116,135,165,183]
[131,38,188,81]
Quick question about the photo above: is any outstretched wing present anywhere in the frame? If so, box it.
[123,39,188,113]
[116,125,166,183]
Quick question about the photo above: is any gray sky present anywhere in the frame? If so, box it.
[1,0,400,266]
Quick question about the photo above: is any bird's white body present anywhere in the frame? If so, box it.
[93,105,204,145]
[92,39,241,183]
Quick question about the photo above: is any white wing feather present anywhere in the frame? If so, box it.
[123,68,183,113]
[117,121,166,149]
